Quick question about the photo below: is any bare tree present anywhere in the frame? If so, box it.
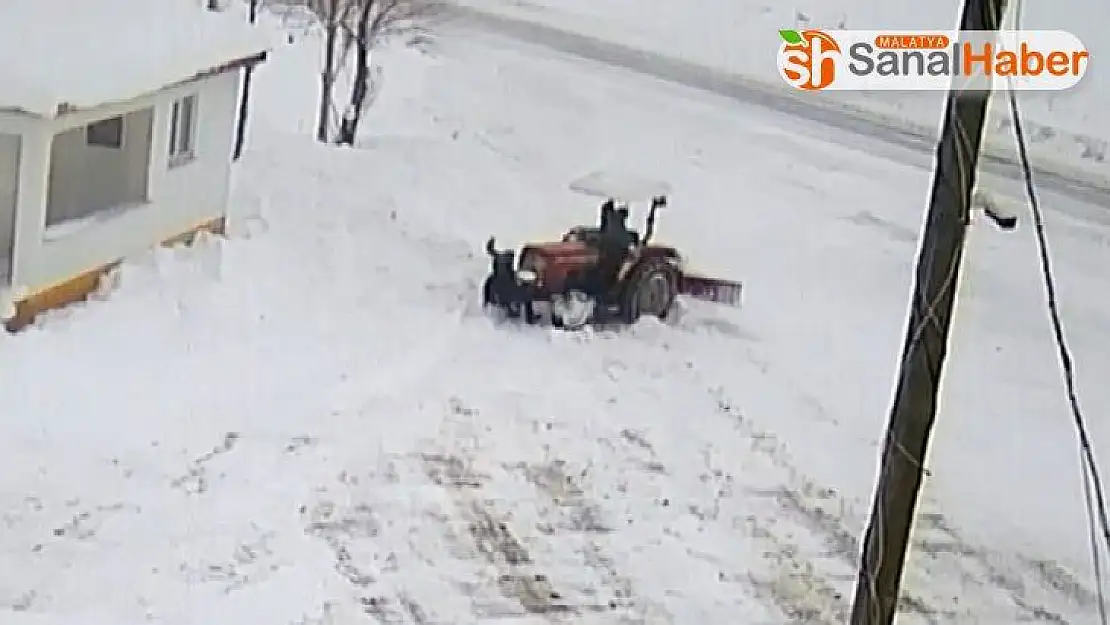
[334,0,435,145]
[307,0,436,145]
[307,0,358,142]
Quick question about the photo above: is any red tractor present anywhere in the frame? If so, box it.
[482,173,742,329]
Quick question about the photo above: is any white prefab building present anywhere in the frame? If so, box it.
[0,0,268,328]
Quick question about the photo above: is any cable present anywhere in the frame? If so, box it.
[1004,0,1110,618]
[856,4,1110,620]
[1082,457,1109,625]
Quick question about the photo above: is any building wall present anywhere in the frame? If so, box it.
[16,69,243,296]
[0,133,19,285]
[150,70,240,234]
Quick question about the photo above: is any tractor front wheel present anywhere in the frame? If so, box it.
[552,290,594,330]
[622,259,678,323]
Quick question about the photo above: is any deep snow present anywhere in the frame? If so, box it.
[2,8,1110,624]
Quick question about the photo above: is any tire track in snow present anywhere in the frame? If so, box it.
[405,317,852,622]
[421,449,574,619]
[420,396,581,620]
[298,457,463,625]
[506,316,861,622]
[418,396,661,623]
[441,323,849,623]
[602,400,857,625]
[507,458,678,624]
[546,312,1097,622]
[671,326,1100,623]
[300,490,432,623]
[300,299,1095,623]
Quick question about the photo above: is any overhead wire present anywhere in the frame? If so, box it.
[1006,0,1110,619]
[859,0,1110,618]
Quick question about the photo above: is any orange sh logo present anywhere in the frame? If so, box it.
[778,29,841,90]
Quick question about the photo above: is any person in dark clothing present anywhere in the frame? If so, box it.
[593,201,637,302]
[598,199,615,231]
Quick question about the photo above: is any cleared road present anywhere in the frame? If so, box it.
[444,5,1110,219]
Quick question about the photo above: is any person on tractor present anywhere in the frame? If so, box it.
[593,201,637,303]
[598,199,615,230]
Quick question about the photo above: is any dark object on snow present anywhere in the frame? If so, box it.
[481,181,742,330]
[972,189,1018,230]
[483,238,537,322]
[593,203,636,305]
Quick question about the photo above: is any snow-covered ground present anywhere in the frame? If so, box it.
[3,10,1110,624]
[449,0,1110,184]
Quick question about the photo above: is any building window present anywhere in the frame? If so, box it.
[87,116,123,148]
[168,94,198,167]
[46,107,155,230]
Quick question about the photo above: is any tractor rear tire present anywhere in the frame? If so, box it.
[622,259,678,324]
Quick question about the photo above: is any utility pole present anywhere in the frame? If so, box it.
[848,0,1010,621]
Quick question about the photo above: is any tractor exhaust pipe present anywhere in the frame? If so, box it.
[641,195,666,245]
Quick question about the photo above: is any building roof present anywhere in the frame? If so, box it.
[0,0,270,119]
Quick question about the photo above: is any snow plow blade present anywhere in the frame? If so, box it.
[680,274,742,307]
